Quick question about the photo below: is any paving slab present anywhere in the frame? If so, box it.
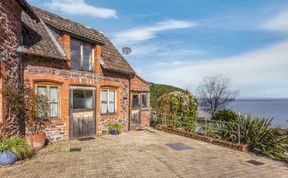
[0,128,287,178]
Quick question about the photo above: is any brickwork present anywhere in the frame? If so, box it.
[131,75,150,92]
[131,75,151,128]
[0,0,22,124]
[23,54,130,140]
[0,1,150,140]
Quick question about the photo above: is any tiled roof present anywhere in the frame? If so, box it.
[32,7,135,75]
[16,0,40,22]
[21,11,66,60]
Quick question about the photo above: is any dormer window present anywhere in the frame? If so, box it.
[70,38,93,71]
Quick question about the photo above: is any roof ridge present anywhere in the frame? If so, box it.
[31,6,103,36]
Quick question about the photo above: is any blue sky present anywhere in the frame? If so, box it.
[28,0,288,98]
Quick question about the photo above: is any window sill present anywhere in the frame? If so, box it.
[100,112,117,116]
[71,69,94,73]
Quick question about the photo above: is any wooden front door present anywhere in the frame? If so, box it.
[70,87,96,139]
[130,93,141,130]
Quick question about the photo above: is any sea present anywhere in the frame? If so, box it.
[229,99,288,129]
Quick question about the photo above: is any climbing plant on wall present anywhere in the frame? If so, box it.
[157,91,198,132]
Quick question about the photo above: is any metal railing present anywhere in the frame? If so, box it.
[151,112,241,144]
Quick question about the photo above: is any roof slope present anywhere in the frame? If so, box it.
[21,11,66,60]
[32,7,135,75]
[16,0,40,22]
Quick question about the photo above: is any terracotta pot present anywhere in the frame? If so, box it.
[26,132,46,151]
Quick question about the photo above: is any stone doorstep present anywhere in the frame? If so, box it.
[158,126,250,152]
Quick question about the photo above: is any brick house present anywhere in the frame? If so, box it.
[0,1,151,141]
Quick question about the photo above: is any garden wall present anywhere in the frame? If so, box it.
[157,126,250,152]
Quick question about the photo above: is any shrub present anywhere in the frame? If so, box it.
[24,87,49,135]
[213,109,238,122]
[108,122,122,132]
[0,136,32,160]
[157,91,198,132]
[209,113,288,161]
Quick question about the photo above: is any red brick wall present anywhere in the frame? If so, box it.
[130,75,151,128]
[22,35,130,140]
[0,0,22,123]
[131,75,150,92]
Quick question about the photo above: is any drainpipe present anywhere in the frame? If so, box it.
[128,74,132,131]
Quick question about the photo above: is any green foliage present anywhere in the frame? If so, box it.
[213,109,238,122]
[108,122,123,132]
[150,83,186,110]
[209,112,288,161]
[0,136,32,160]
[25,87,49,135]
[1,84,49,136]
[157,91,198,132]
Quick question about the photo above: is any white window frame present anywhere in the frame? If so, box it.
[36,84,61,119]
[100,88,117,114]
[70,38,94,72]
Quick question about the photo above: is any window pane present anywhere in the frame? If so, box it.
[37,86,47,96]
[101,90,108,113]
[132,95,140,108]
[50,102,58,117]
[73,90,93,109]
[141,94,147,108]
[50,87,58,101]
[101,90,108,102]
[71,39,81,70]
[132,111,140,124]
[109,90,115,102]
[101,102,108,114]
[83,44,92,71]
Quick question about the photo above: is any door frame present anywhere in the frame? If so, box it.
[130,92,141,129]
[69,86,96,139]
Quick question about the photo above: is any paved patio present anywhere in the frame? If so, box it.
[0,128,287,178]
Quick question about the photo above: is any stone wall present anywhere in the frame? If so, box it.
[22,55,130,141]
[0,0,22,123]
[44,123,66,141]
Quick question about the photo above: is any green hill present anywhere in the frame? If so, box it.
[150,83,186,110]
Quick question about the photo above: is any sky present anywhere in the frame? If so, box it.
[28,0,288,98]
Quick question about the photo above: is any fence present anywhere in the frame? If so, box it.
[151,112,241,144]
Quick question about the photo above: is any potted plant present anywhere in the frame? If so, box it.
[25,87,49,151]
[108,122,123,135]
[0,136,32,166]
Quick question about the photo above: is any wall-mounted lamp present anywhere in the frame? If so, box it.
[0,49,8,61]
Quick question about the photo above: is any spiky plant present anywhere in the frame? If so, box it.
[0,136,32,160]
[209,111,288,161]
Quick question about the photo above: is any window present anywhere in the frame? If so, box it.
[132,95,140,108]
[101,89,116,114]
[37,85,60,119]
[141,94,148,108]
[73,90,93,110]
[71,39,93,71]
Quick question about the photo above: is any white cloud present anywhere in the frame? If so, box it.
[46,0,117,18]
[144,40,288,98]
[113,20,198,44]
[261,9,288,32]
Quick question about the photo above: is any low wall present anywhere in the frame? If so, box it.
[157,126,250,152]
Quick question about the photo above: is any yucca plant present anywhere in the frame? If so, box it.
[0,136,32,160]
[209,111,288,161]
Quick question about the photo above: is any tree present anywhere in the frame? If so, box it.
[197,75,239,117]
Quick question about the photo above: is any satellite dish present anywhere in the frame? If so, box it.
[122,47,132,55]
